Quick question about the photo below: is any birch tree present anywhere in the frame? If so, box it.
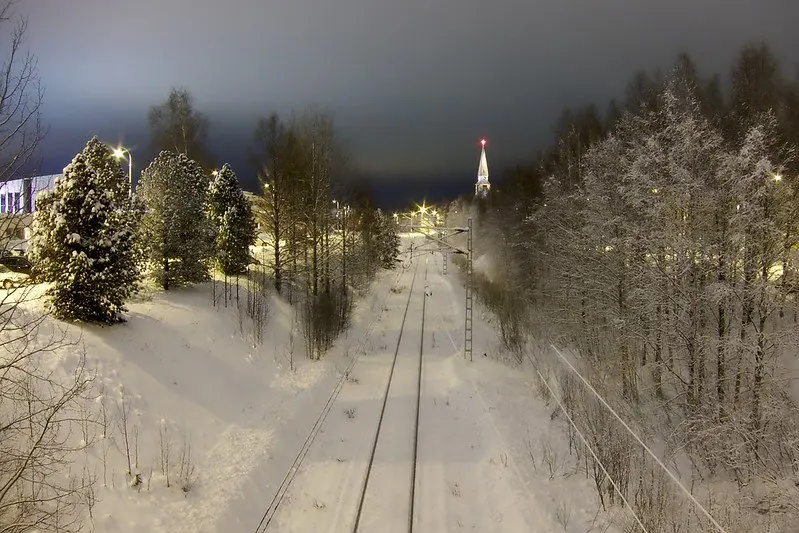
[0,4,93,530]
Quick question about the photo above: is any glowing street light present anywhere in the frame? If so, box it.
[772,173,783,182]
[211,169,219,177]
[112,147,133,196]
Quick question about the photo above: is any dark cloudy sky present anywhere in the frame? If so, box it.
[17,0,799,206]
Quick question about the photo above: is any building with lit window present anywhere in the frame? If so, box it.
[0,175,60,253]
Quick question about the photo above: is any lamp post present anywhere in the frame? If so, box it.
[418,204,428,232]
[112,147,133,196]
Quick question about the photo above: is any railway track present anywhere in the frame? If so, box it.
[352,258,427,532]
[256,250,430,533]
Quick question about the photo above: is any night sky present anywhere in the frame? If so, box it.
[17,0,799,207]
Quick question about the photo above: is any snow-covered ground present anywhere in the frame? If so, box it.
[17,235,610,532]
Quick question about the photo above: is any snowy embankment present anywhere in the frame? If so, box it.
[431,256,610,531]
[15,272,396,533]
[15,240,611,532]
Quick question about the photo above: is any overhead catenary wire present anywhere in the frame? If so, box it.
[548,345,729,533]
[526,352,649,533]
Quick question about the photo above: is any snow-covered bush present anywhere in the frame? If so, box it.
[29,137,141,323]
[302,285,351,360]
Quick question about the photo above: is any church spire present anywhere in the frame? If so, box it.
[475,138,490,198]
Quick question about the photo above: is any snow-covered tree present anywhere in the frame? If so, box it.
[29,137,141,323]
[724,113,793,430]
[138,151,215,290]
[377,211,399,269]
[208,164,256,275]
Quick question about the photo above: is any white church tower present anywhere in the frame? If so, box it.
[475,138,490,198]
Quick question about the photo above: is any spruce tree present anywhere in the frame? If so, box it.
[208,164,256,275]
[29,137,141,323]
[377,211,400,269]
[138,151,215,289]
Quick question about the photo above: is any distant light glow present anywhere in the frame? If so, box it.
[112,147,126,159]
[480,139,486,147]
[773,173,783,182]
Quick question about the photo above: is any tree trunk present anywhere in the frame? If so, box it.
[272,183,283,294]
[735,249,755,406]
[716,251,727,412]
[163,255,170,291]
[687,260,698,409]
[751,254,771,435]
[342,210,347,293]
[324,216,330,295]
[751,315,766,434]
[654,304,663,398]
[779,225,791,318]
[312,222,318,297]
[697,285,706,405]
[717,302,726,408]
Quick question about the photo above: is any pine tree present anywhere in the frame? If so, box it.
[208,164,256,275]
[138,151,215,289]
[29,137,141,323]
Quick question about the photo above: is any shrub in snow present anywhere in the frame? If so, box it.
[29,137,141,323]
[138,151,215,290]
[208,164,256,275]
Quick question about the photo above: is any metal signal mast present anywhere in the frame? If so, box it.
[405,212,474,362]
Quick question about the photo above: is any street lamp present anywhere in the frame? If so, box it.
[112,147,133,196]
[772,173,783,182]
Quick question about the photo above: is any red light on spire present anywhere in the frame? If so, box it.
[480,138,487,147]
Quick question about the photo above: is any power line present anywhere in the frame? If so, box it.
[549,345,728,533]
[527,352,649,533]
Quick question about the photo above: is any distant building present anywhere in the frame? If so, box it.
[0,174,59,214]
[475,139,490,198]
[0,174,60,254]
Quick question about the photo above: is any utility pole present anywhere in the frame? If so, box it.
[465,217,473,361]
[407,216,473,361]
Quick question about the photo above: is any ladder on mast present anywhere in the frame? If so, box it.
[464,217,473,361]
